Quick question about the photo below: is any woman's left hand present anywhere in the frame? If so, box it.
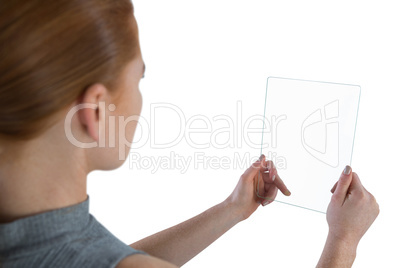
[225,154,291,221]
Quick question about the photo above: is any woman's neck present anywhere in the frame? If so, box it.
[0,136,88,223]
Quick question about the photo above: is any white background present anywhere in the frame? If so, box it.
[88,1,402,267]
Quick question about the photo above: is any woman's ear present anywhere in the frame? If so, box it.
[77,83,108,141]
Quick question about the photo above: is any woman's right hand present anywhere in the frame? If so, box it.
[317,166,379,267]
[326,166,380,248]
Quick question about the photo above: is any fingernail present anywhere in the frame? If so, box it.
[259,154,265,161]
[272,175,276,182]
[343,165,351,175]
[286,190,291,196]
[262,200,270,206]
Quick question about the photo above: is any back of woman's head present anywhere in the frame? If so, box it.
[0,0,138,141]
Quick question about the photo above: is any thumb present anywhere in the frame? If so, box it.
[333,165,353,201]
[242,154,265,182]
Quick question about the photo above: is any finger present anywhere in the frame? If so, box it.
[349,172,365,193]
[264,183,278,197]
[255,171,266,199]
[262,185,278,206]
[333,165,353,201]
[265,180,273,192]
[273,172,291,196]
[264,160,276,174]
[268,186,278,200]
[353,172,369,192]
[330,181,338,193]
[260,157,268,170]
[261,160,277,183]
[242,154,265,182]
[261,170,274,183]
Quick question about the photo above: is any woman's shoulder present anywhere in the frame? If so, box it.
[0,199,146,268]
[69,214,146,266]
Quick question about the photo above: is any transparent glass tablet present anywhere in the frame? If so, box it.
[256,77,361,213]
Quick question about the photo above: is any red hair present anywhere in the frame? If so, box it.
[0,0,139,140]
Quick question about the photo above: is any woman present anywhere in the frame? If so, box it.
[0,1,379,267]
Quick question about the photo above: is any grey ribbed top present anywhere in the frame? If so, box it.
[0,197,145,267]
